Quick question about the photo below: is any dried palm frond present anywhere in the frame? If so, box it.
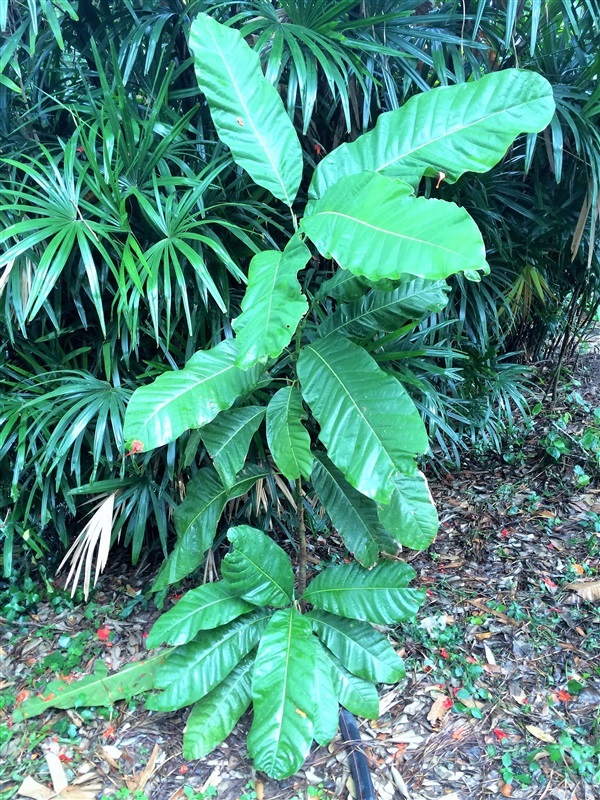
[56,493,119,599]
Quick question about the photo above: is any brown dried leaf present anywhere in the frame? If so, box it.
[525,724,556,744]
[44,751,68,794]
[565,580,600,602]
[125,744,160,792]
[427,695,452,725]
[17,777,54,800]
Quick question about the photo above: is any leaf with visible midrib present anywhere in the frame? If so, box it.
[148,609,270,712]
[266,386,313,480]
[311,453,397,567]
[297,335,428,503]
[247,608,317,780]
[377,471,439,550]
[222,525,294,607]
[320,646,379,720]
[316,279,449,339]
[309,609,405,684]
[309,69,556,201]
[146,582,254,648]
[304,561,425,625]
[152,465,270,591]
[15,654,169,721]
[233,235,310,368]
[189,14,303,205]
[201,406,265,487]
[302,173,487,283]
[123,339,262,451]
[183,653,255,760]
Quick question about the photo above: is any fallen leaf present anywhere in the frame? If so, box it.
[17,778,54,800]
[18,746,102,800]
[525,724,556,744]
[484,644,496,665]
[427,694,453,725]
[98,745,122,770]
[565,580,600,602]
[125,744,160,793]
[45,748,68,793]
[555,690,572,703]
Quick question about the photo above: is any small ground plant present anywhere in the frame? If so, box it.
[15,13,555,781]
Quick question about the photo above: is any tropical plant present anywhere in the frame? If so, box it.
[17,12,555,778]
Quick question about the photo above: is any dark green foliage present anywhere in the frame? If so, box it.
[1,0,598,578]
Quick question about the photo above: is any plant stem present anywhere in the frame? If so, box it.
[295,477,307,606]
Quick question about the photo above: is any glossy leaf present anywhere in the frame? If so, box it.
[297,336,428,502]
[146,582,254,649]
[311,453,397,567]
[148,609,270,712]
[123,339,263,451]
[15,653,169,721]
[189,13,302,205]
[320,647,379,720]
[302,173,487,283]
[313,642,339,746]
[309,69,556,201]
[377,471,439,550]
[152,465,270,591]
[266,386,313,480]
[233,236,310,368]
[183,653,254,760]
[317,279,450,339]
[222,525,294,607]
[304,561,425,624]
[201,406,265,487]
[247,608,316,779]
[309,609,405,683]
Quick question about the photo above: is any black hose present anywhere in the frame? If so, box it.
[339,709,376,800]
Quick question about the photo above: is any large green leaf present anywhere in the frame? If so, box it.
[266,386,313,480]
[183,653,254,760]
[309,609,404,684]
[320,647,379,720]
[313,643,339,746]
[201,406,265,487]
[233,236,310,368]
[147,609,270,712]
[309,69,555,201]
[301,173,487,283]
[146,582,254,649]
[247,608,316,779]
[123,339,263,451]
[377,471,439,551]
[153,465,270,591]
[189,13,302,205]
[14,654,169,721]
[222,525,294,607]
[304,561,425,624]
[311,453,397,567]
[297,336,428,502]
[316,279,450,339]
